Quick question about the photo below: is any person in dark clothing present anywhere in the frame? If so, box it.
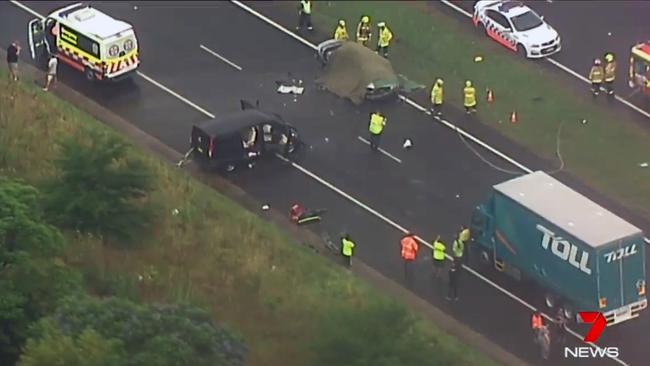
[446,260,461,301]
[6,40,20,81]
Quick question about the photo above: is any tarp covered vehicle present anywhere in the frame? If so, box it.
[315,40,423,104]
[190,100,301,172]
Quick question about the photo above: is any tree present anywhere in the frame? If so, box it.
[0,178,81,364]
[311,298,448,366]
[38,296,247,366]
[18,322,124,366]
[44,128,154,245]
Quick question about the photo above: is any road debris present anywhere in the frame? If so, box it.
[403,138,413,149]
[262,204,270,210]
[172,208,180,216]
[640,162,649,168]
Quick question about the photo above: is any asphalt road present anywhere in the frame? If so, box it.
[2,1,647,365]
[433,0,650,128]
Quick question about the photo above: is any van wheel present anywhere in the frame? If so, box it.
[84,67,96,82]
[517,44,527,58]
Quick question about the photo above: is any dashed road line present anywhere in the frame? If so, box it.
[199,44,243,71]
[356,136,402,164]
[136,71,216,119]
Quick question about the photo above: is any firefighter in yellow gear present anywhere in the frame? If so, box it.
[368,111,386,151]
[376,22,393,58]
[589,58,604,96]
[432,235,446,282]
[463,80,477,114]
[296,0,313,31]
[333,19,349,41]
[356,16,372,47]
[430,78,444,116]
[458,225,470,264]
[604,52,616,96]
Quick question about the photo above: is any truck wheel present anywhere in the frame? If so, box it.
[544,292,557,309]
[560,304,575,324]
[475,248,491,269]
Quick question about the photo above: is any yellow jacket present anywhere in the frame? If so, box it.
[589,65,604,83]
[378,27,393,47]
[431,84,443,105]
[334,25,349,41]
[463,86,476,107]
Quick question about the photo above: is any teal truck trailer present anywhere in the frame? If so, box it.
[470,171,647,325]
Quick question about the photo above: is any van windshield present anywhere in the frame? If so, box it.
[104,31,137,59]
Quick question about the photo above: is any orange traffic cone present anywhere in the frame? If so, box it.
[486,89,494,103]
[510,110,518,124]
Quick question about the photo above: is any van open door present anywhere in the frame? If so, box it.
[28,18,47,60]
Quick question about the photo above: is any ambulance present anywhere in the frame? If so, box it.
[629,42,650,99]
[28,2,140,82]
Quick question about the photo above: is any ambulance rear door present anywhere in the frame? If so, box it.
[28,18,47,60]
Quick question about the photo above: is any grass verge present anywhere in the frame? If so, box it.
[0,67,499,365]
[310,1,650,221]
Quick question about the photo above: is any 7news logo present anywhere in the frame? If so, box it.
[564,311,620,358]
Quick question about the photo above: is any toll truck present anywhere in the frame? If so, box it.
[470,171,647,325]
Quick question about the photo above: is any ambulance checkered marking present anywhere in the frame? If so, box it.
[59,45,102,72]
[107,54,139,75]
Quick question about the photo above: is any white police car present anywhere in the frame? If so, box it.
[472,0,561,59]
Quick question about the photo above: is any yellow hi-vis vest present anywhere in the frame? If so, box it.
[300,0,311,14]
[334,25,349,41]
[589,66,604,83]
[452,239,464,258]
[431,84,443,105]
[604,61,616,82]
[341,238,355,257]
[463,87,476,107]
[378,27,393,47]
[433,240,446,261]
[369,113,385,134]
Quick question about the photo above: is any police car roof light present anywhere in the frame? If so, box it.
[498,0,524,13]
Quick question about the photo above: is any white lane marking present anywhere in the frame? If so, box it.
[356,136,403,163]
[9,0,43,18]
[199,44,243,71]
[6,1,641,363]
[136,71,215,118]
[440,0,473,17]
[230,0,318,51]
[227,1,636,363]
[440,0,650,121]
[399,96,532,174]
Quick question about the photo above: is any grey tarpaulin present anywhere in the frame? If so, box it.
[316,42,399,105]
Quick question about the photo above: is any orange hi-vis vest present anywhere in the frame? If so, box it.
[401,235,419,260]
[531,313,543,329]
